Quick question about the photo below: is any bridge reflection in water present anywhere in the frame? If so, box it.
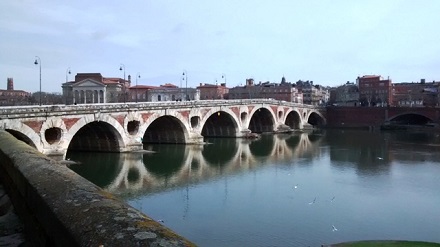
[67,130,440,246]
[68,132,323,198]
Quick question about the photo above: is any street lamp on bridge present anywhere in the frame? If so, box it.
[34,56,42,106]
[136,72,141,103]
[119,64,126,103]
[66,67,71,83]
[182,70,188,101]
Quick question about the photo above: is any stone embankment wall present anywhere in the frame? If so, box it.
[325,107,387,128]
[0,130,195,246]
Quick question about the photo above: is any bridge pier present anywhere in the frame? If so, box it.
[41,147,67,158]
[185,131,204,144]
[121,141,144,153]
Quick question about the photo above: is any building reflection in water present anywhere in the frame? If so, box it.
[325,130,440,177]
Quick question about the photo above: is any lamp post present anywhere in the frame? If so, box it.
[119,64,126,103]
[136,73,141,103]
[222,73,226,84]
[66,67,71,83]
[34,56,41,106]
[182,70,188,101]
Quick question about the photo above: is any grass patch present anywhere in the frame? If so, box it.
[331,240,440,247]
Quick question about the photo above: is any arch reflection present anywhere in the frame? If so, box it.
[83,132,324,198]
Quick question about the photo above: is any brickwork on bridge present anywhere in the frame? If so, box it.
[0,100,325,157]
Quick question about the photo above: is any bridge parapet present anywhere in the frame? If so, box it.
[0,130,195,246]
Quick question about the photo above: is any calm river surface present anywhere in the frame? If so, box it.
[68,129,440,247]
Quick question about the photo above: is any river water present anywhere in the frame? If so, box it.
[68,129,440,246]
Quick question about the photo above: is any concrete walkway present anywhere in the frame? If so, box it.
[0,183,27,247]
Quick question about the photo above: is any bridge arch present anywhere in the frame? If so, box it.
[284,109,302,129]
[248,106,276,133]
[5,129,37,149]
[306,110,326,127]
[68,121,124,152]
[199,107,240,137]
[201,111,239,137]
[2,122,40,150]
[142,115,188,144]
[66,115,126,152]
[387,113,433,125]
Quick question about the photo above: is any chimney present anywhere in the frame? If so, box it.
[7,77,13,91]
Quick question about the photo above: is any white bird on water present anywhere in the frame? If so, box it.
[330,196,335,202]
[308,197,316,205]
[294,184,298,189]
[377,157,383,160]
[332,225,338,231]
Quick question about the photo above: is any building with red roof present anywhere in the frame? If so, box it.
[196,83,229,100]
[0,78,31,106]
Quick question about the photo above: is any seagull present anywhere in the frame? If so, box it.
[294,184,298,189]
[308,197,316,205]
[157,219,165,223]
[330,196,335,202]
[332,225,338,231]
[377,157,383,160]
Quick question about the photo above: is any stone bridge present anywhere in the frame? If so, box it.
[0,99,326,157]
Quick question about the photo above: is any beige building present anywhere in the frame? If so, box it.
[295,80,328,105]
[62,73,130,104]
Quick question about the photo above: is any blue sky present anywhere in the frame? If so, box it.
[1,0,440,93]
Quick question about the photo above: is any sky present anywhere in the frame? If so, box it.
[1,0,440,93]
